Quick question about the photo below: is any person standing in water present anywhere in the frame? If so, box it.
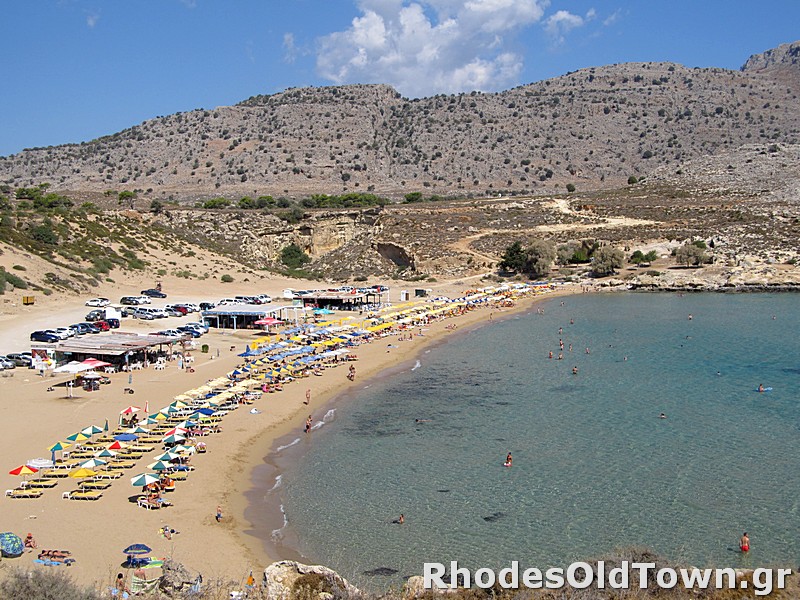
[740,532,750,552]
[505,453,512,467]
[305,415,313,433]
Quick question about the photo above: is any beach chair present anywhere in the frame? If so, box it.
[69,490,103,500]
[9,488,44,499]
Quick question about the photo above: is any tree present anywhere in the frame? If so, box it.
[498,241,527,273]
[524,240,556,278]
[149,199,164,214]
[627,176,638,185]
[629,250,645,265]
[675,243,707,267]
[566,183,576,193]
[404,192,424,203]
[280,243,310,269]
[118,190,137,209]
[591,246,624,276]
[498,240,554,278]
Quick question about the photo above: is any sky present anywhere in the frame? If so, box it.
[2,1,799,157]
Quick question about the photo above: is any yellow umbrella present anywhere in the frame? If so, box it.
[69,467,98,479]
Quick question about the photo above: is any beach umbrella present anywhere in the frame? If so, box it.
[66,432,90,443]
[161,433,186,445]
[9,465,38,479]
[159,406,179,415]
[94,448,117,459]
[173,394,192,402]
[154,451,180,462]
[119,406,141,415]
[130,473,159,487]
[81,425,104,436]
[103,418,109,432]
[107,441,126,450]
[26,458,54,470]
[171,401,189,409]
[0,532,24,558]
[69,467,97,479]
[47,441,71,463]
[163,427,188,437]
[145,416,161,425]
[147,460,173,471]
[193,407,215,416]
[123,543,152,556]
[114,433,139,442]
[78,458,107,469]
[127,426,150,434]
[173,445,196,455]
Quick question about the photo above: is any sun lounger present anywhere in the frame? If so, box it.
[68,490,103,500]
[8,488,44,499]
[137,497,161,510]
[108,461,136,470]
[26,478,59,488]
[93,471,123,480]
[79,481,111,490]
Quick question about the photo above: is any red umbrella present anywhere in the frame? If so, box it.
[81,358,112,368]
[9,465,38,477]
[254,317,282,326]
[119,406,141,415]
[107,441,125,450]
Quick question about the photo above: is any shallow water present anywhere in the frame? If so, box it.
[268,293,799,587]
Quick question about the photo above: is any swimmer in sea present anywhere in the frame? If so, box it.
[415,419,431,423]
[572,366,578,375]
[740,532,750,552]
[758,384,765,393]
[398,514,405,525]
[505,453,512,467]
[659,413,667,419]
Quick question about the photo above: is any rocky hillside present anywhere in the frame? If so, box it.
[1,42,799,204]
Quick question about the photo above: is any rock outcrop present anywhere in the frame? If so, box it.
[263,560,363,600]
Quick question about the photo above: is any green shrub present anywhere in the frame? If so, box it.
[12,264,26,271]
[566,183,576,193]
[220,274,234,283]
[280,243,311,269]
[0,567,101,600]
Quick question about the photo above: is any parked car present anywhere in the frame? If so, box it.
[31,330,60,343]
[94,320,111,331]
[69,323,89,336]
[136,295,152,304]
[0,356,17,369]
[85,309,106,321]
[177,326,202,338]
[256,294,272,303]
[141,288,167,298]
[163,308,183,317]
[181,303,200,313]
[199,302,215,311]
[370,285,390,292]
[165,304,188,315]
[217,298,237,305]
[234,295,259,304]
[120,296,144,306]
[156,329,183,337]
[185,321,209,332]
[6,352,32,367]
[81,322,101,334]
[44,329,70,340]
[105,318,120,329]
[56,327,75,338]
[133,309,156,320]
[85,297,110,307]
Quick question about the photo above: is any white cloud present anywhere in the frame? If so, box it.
[86,12,99,28]
[283,32,298,63]
[603,8,621,27]
[316,0,549,97]
[544,10,583,41]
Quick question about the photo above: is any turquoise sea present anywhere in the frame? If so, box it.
[253,293,799,588]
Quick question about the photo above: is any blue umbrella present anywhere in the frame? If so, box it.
[193,408,215,416]
[0,532,24,558]
[114,433,139,442]
[123,543,152,555]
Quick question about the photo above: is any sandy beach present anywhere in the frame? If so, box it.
[0,273,571,590]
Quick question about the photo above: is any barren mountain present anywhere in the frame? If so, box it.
[1,42,799,203]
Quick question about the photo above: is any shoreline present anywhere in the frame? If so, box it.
[232,286,579,570]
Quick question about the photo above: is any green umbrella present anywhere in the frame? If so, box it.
[154,451,180,462]
[48,441,71,452]
[79,458,107,469]
[81,425,103,436]
[94,448,117,458]
[127,426,150,434]
[161,433,186,444]
[147,460,173,471]
[130,473,160,487]
[66,432,90,443]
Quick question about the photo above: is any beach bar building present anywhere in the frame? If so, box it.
[33,331,189,370]
[201,304,308,330]
[297,291,373,311]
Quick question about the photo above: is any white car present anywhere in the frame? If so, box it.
[136,295,152,304]
[256,294,272,303]
[217,298,237,305]
[185,321,209,332]
[44,328,71,340]
[56,327,76,338]
[85,297,110,307]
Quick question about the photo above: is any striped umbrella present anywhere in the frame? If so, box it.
[81,425,104,436]
[130,473,159,487]
[79,458,107,469]
[66,432,90,443]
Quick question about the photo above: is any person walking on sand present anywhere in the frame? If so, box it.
[740,532,750,552]
[305,388,311,405]
[215,505,223,523]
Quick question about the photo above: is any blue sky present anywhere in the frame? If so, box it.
[2,1,798,157]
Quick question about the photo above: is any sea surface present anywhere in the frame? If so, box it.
[264,293,799,588]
